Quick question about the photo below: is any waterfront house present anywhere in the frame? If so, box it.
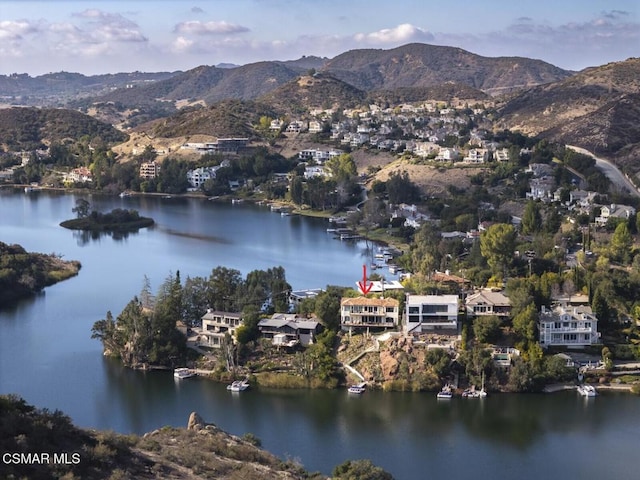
[538,304,600,348]
[405,294,459,334]
[139,161,161,179]
[67,167,93,183]
[200,310,244,348]
[340,297,400,333]
[465,290,512,317]
[258,314,321,347]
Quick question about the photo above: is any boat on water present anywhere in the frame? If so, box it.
[119,191,132,198]
[227,379,250,392]
[437,384,453,399]
[173,368,195,379]
[348,383,366,394]
[464,372,487,398]
[577,384,597,397]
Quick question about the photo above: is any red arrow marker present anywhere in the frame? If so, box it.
[357,264,373,295]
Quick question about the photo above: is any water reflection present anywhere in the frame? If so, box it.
[72,228,139,245]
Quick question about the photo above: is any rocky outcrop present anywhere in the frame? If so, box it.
[187,411,206,431]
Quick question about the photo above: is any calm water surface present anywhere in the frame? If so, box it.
[1,190,639,479]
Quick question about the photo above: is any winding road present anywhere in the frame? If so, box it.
[566,145,640,198]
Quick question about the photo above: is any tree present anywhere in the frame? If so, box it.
[315,286,347,331]
[610,222,632,262]
[521,201,542,235]
[591,288,611,331]
[386,171,421,204]
[289,175,304,205]
[473,315,502,344]
[72,198,91,219]
[325,153,356,181]
[512,302,538,345]
[480,223,517,276]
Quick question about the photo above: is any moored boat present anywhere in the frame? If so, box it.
[577,384,597,397]
[348,383,366,394]
[173,368,195,379]
[437,384,453,399]
[227,379,250,392]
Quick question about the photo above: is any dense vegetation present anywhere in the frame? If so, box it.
[92,267,292,369]
[0,241,80,307]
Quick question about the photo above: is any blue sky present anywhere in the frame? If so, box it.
[0,0,638,75]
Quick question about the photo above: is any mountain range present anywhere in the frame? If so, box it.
[1,42,639,176]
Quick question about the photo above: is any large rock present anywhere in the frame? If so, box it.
[187,411,206,431]
[380,350,399,379]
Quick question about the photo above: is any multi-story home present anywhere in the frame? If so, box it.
[340,297,400,332]
[463,148,488,164]
[139,161,161,179]
[286,121,305,133]
[494,148,510,162]
[465,290,512,317]
[186,166,219,189]
[595,204,637,226]
[435,147,459,162]
[308,120,324,134]
[538,304,600,348]
[257,314,321,347]
[200,310,244,348]
[67,167,93,183]
[526,177,556,201]
[414,141,438,158]
[405,294,459,334]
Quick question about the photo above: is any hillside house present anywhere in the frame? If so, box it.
[435,147,459,162]
[539,304,600,348]
[405,294,459,334]
[595,204,636,226]
[465,290,512,317]
[463,148,488,164]
[340,297,400,332]
[139,161,161,179]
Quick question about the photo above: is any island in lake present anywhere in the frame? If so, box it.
[60,199,154,233]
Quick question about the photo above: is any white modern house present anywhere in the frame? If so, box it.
[538,304,600,348]
[405,294,459,334]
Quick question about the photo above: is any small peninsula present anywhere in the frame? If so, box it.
[0,241,81,307]
[60,199,154,233]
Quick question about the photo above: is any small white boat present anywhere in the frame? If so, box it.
[348,383,366,394]
[173,368,195,379]
[437,385,453,399]
[577,384,597,397]
[227,379,250,392]
[119,191,132,198]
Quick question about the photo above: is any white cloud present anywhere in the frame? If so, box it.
[0,20,41,40]
[354,23,434,45]
[171,36,195,53]
[173,20,249,35]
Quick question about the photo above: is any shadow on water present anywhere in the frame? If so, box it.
[154,225,232,244]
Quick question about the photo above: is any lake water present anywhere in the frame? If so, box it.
[1,189,639,479]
